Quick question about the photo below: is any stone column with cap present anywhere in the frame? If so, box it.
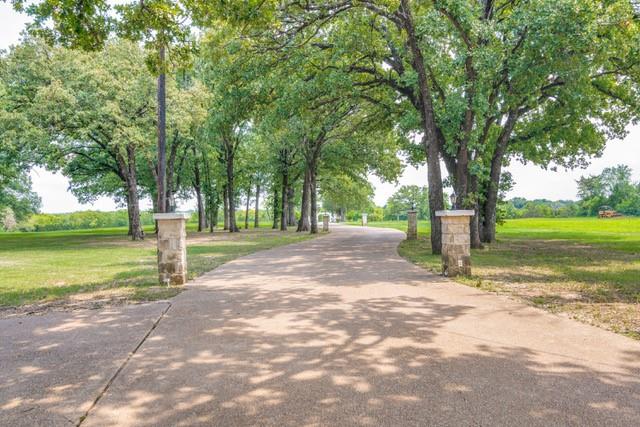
[435,210,474,277]
[406,210,418,240]
[322,214,330,232]
[153,212,190,285]
[361,213,368,226]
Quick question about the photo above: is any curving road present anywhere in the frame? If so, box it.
[2,225,640,426]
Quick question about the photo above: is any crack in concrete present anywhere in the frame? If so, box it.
[76,302,172,426]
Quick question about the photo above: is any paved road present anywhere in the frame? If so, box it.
[2,225,640,426]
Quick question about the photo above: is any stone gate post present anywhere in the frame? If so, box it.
[406,210,417,240]
[322,214,330,232]
[153,212,190,285]
[435,210,474,277]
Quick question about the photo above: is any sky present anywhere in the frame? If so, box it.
[2,4,640,212]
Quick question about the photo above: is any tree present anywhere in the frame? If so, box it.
[1,207,18,231]
[275,0,640,251]
[0,53,43,223]
[1,39,203,239]
[386,185,429,221]
[577,165,640,216]
[198,27,272,232]
[12,0,194,215]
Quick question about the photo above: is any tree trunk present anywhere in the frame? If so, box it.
[272,186,279,229]
[195,182,205,232]
[165,138,180,213]
[309,162,318,234]
[469,174,483,249]
[223,184,229,231]
[401,0,445,254]
[193,150,206,232]
[244,181,251,230]
[209,191,219,232]
[296,169,311,232]
[156,45,167,214]
[124,145,144,241]
[482,111,518,243]
[287,185,296,226]
[280,171,288,231]
[225,150,239,232]
[254,182,260,228]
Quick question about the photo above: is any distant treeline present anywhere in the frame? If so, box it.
[18,210,157,232]
[501,198,580,219]
[10,208,279,232]
[502,165,640,219]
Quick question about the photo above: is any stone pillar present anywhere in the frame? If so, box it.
[406,210,417,240]
[435,210,474,277]
[361,213,368,226]
[322,214,330,232]
[153,212,190,285]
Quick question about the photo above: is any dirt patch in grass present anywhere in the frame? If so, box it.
[0,286,181,318]
[399,236,640,339]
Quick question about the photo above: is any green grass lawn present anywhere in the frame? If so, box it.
[0,224,312,309]
[354,217,640,339]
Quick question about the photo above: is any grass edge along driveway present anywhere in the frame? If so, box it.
[353,217,640,340]
[0,225,315,310]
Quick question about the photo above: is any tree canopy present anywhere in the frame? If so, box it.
[2,0,639,250]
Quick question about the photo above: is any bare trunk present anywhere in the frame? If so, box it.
[309,163,318,234]
[165,139,180,213]
[223,185,229,231]
[244,182,251,230]
[272,186,279,229]
[482,111,518,243]
[469,174,483,249]
[124,145,144,240]
[280,171,288,231]
[296,169,311,232]
[193,150,206,232]
[254,182,260,228]
[226,151,239,232]
[156,45,167,214]
[287,185,296,226]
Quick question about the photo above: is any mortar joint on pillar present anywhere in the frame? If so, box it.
[435,210,474,277]
[153,212,190,285]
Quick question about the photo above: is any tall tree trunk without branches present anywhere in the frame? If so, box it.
[225,147,239,232]
[165,138,180,212]
[297,169,311,232]
[254,182,260,228]
[156,45,167,214]
[280,171,288,231]
[194,159,206,232]
[223,184,229,231]
[469,174,483,249]
[272,186,279,229]
[309,163,318,234]
[119,145,144,241]
[287,185,296,226]
[244,181,251,230]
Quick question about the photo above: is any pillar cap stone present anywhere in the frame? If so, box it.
[435,210,474,217]
[153,212,191,220]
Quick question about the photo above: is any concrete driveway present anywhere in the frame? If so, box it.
[2,225,639,426]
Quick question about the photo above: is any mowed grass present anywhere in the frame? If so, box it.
[0,223,313,309]
[358,217,640,339]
